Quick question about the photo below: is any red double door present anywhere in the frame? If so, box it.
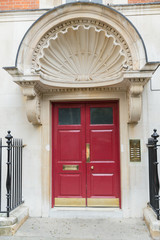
[52,102,120,207]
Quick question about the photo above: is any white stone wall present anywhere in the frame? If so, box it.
[0,3,160,217]
[0,11,44,217]
[122,5,160,217]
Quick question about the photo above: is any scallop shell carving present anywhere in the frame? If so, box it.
[36,25,126,86]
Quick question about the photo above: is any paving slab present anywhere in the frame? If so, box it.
[0,217,152,240]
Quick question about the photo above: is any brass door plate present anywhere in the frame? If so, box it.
[55,198,86,206]
[63,165,79,171]
[129,139,141,162]
[87,198,119,207]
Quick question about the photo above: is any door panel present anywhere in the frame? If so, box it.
[52,102,120,207]
[86,103,120,207]
[59,173,81,196]
[59,130,81,161]
[91,173,114,196]
[90,130,113,161]
[53,104,86,206]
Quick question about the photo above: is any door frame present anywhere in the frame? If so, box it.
[40,89,130,217]
[52,100,121,208]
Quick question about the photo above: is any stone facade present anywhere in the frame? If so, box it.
[0,1,160,218]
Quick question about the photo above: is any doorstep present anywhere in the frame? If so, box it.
[50,207,123,219]
[0,205,29,236]
[144,205,160,240]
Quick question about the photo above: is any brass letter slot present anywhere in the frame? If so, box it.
[63,165,79,171]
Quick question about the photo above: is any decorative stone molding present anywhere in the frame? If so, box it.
[47,86,125,94]
[2,68,42,125]
[127,79,145,123]
[3,3,160,125]
[16,3,149,74]
[33,24,128,86]
[32,19,132,67]
[22,86,41,125]
[32,20,132,84]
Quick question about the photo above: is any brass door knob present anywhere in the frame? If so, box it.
[91,166,94,170]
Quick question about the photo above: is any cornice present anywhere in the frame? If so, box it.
[0,3,160,23]
[0,10,46,22]
[44,86,126,94]
[113,3,160,16]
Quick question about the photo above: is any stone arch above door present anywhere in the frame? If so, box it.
[4,2,159,125]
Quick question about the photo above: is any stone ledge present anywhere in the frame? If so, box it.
[50,207,123,219]
[0,205,29,236]
[144,205,160,240]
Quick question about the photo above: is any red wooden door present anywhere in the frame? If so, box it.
[52,102,120,207]
[86,103,120,207]
[53,103,86,206]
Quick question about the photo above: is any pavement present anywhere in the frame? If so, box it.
[0,217,152,240]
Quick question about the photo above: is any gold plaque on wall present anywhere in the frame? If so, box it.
[129,139,141,162]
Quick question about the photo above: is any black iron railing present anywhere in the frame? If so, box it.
[0,131,24,217]
[147,129,160,220]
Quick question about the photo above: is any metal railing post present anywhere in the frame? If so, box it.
[0,132,24,217]
[148,129,160,220]
[5,131,13,217]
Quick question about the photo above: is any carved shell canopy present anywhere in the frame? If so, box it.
[5,3,159,125]
[35,25,127,85]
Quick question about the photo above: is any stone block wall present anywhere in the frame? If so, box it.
[0,0,39,11]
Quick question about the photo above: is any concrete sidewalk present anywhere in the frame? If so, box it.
[0,217,151,240]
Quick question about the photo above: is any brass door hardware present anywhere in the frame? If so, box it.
[87,198,119,207]
[63,165,79,171]
[55,198,86,206]
[91,166,94,170]
[86,143,90,163]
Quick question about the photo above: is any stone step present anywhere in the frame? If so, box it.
[144,206,160,240]
[49,207,123,219]
[0,205,29,236]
